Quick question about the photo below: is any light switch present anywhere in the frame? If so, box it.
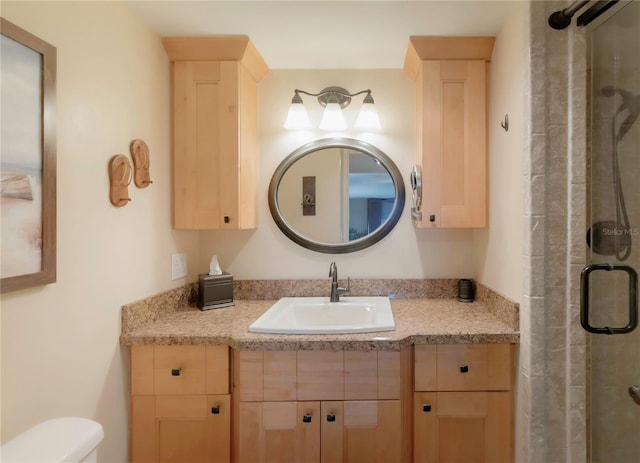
[171,253,187,280]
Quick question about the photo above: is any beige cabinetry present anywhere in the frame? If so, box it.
[130,345,231,463]
[233,349,410,463]
[162,37,269,230]
[404,37,495,228]
[413,343,513,463]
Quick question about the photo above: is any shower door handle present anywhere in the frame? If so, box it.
[580,263,638,334]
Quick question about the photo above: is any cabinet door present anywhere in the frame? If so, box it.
[237,401,320,463]
[414,392,512,463]
[421,59,487,228]
[321,401,402,463]
[172,60,241,230]
[131,394,230,463]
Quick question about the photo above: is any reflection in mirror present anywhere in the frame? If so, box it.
[269,138,405,254]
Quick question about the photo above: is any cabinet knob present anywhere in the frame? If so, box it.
[224,216,230,223]
[423,404,432,412]
[211,406,221,415]
[460,365,469,373]
[326,413,336,422]
[171,368,181,376]
[429,214,436,222]
[302,414,312,423]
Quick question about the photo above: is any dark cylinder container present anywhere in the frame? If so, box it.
[457,279,475,303]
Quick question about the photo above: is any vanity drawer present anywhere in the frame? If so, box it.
[235,349,402,401]
[437,344,511,391]
[154,346,207,395]
[414,344,511,392]
[131,345,230,395]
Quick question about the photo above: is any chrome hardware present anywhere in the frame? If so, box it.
[328,262,350,302]
[500,114,509,131]
[410,165,422,226]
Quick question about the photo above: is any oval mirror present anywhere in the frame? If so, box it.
[268,138,405,253]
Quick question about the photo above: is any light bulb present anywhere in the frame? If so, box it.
[284,102,311,129]
[355,101,381,130]
[319,102,347,131]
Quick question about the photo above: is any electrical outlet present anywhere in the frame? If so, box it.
[171,253,187,280]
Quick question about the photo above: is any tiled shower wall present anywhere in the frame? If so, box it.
[521,2,588,462]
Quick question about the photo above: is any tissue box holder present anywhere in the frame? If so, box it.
[197,272,234,310]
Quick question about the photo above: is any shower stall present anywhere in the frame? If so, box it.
[582,1,640,461]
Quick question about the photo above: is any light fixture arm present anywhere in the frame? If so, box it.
[285,86,379,131]
[293,87,373,109]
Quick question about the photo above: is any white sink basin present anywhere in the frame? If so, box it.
[248,296,395,334]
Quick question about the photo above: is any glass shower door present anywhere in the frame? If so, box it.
[585,2,640,462]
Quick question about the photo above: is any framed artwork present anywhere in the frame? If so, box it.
[1,18,56,293]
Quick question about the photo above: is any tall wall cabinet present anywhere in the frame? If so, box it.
[404,37,495,228]
[162,37,269,230]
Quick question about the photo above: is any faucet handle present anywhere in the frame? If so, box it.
[337,277,350,296]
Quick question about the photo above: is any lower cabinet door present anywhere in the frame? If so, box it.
[414,391,512,463]
[131,394,230,463]
[321,400,401,463]
[237,401,321,463]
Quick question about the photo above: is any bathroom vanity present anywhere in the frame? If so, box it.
[122,282,518,463]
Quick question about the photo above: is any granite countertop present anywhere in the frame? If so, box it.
[120,281,519,350]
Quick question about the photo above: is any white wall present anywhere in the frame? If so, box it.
[0,2,200,461]
[199,69,477,280]
[474,2,526,303]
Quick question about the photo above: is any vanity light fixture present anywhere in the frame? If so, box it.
[284,86,380,131]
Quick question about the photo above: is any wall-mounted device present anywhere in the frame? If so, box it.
[302,176,316,216]
[410,165,422,225]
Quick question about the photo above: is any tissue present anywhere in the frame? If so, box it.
[209,255,222,275]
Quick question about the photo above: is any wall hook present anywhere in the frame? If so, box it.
[500,114,509,132]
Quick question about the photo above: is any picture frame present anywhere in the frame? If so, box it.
[1,18,56,293]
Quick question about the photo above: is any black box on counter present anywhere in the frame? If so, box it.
[197,272,234,310]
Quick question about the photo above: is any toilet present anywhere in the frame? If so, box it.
[1,417,104,462]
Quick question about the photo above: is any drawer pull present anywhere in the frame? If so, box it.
[302,414,312,423]
[171,368,181,376]
[460,365,469,373]
[211,406,221,414]
[423,404,432,412]
[326,413,336,422]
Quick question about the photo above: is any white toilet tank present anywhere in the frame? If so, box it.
[1,417,104,463]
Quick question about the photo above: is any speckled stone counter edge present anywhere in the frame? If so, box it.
[121,278,519,335]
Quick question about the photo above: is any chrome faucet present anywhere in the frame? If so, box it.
[328,261,350,302]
